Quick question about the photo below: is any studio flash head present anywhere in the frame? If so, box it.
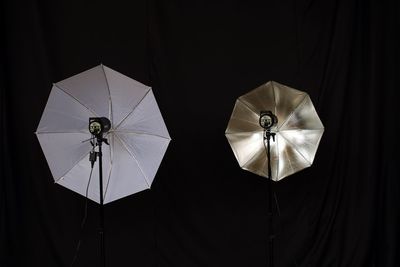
[89,117,111,137]
[259,111,278,130]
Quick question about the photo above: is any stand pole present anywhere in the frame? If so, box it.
[98,139,106,267]
[265,131,274,267]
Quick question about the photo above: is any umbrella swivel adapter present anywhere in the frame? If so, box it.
[36,65,171,267]
[225,81,324,267]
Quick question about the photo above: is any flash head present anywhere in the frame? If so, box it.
[89,117,111,137]
[259,111,278,130]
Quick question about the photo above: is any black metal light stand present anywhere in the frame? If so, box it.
[264,129,275,267]
[89,117,111,267]
[259,111,277,267]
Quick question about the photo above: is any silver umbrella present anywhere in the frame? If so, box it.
[225,81,324,181]
[225,81,324,267]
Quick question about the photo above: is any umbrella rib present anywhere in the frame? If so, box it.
[101,64,113,125]
[54,149,92,183]
[238,133,265,169]
[103,134,114,202]
[279,129,324,147]
[237,98,259,117]
[35,131,88,134]
[113,133,151,188]
[121,113,166,131]
[225,119,260,135]
[271,81,277,117]
[114,89,151,130]
[279,133,312,165]
[53,83,99,117]
[114,130,170,140]
[241,146,263,169]
[225,131,261,136]
[283,145,296,174]
[275,134,279,181]
[277,95,307,130]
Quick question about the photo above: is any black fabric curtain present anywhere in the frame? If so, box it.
[1,0,398,266]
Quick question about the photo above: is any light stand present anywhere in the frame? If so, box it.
[259,111,277,267]
[89,117,111,267]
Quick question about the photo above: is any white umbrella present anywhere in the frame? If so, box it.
[36,64,171,204]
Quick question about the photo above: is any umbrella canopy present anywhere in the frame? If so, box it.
[36,65,171,204]
[225,81,324,181]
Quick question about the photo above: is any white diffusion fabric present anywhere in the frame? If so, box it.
[36,65,171,204]
[116,133,170,185]
[103,134,150,204]
[102,65,150,127]
[56,65,110,118]
[57,141,112,204]
[36,132,92,180]
[117,90,170,138]
[36,85,94,133]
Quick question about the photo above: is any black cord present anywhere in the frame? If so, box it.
[69,160,95,266]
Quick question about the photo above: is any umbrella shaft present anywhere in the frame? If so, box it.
[266,132,274,267]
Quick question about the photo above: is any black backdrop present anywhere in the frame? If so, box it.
[1,0,399,266]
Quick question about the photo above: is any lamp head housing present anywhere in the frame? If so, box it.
[89,117,111,137]
[259,111,278,130]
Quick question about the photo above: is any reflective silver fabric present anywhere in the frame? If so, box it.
[225,81,324,181]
